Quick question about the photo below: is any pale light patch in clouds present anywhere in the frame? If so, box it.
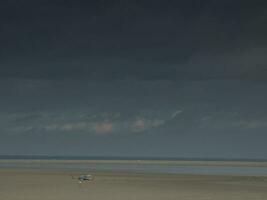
[93,121,113,134]
[44,121,114,134]
[9,126,34,133]
[171,110,183,119]
[44,122,89,132]
[232,120,267,129]
[132,119,146,132]
[131,118,165,133]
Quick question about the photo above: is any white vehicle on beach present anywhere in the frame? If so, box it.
[71,174,94,183]
[78,174,93,182]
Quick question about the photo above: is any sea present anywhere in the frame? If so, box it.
[1,155,267,176]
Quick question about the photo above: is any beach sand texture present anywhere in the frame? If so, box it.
[1,170,267,200]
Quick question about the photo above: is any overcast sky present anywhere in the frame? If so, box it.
[0,0,267,159]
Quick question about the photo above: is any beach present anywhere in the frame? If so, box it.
[1,169,267,200]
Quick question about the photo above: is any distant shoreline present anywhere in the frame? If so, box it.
[1,155,267,162]
[1,159,267,168]
[1,159,267,176]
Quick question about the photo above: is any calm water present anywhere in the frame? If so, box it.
[1,156,267,176]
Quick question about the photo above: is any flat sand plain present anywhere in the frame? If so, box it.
[1,169,267,200]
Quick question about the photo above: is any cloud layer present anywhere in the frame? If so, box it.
[1,0,267,81]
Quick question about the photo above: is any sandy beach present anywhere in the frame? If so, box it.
[1,169,267,200]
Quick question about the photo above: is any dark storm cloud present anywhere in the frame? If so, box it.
[1,0,267,81]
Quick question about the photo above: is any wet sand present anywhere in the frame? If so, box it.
[1,169,267,200]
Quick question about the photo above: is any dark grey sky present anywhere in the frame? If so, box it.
[1,0,267,158]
